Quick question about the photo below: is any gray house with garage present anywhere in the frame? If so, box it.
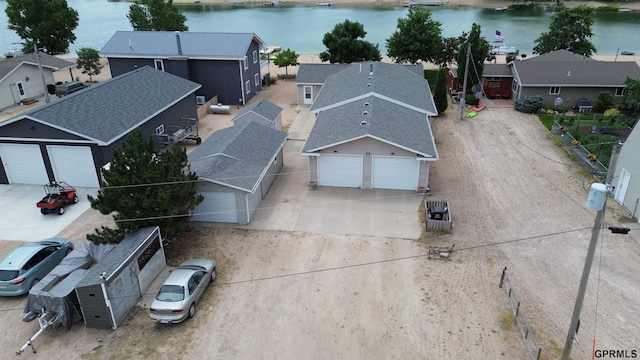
[188,121,288,224]
[100,31,266,106]
[231,99,283,130]
[613,120,640,223]
[0,66,200,187]
[301,62,438,191]
[295,64,350,105]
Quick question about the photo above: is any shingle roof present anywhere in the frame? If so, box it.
[187,121,288,192]
[301,96,437,159]
[232,99,282,123]
[525,49,596,62]
[513,60,640,86]
[295,64,351,84]
[310,62,437,116]
[483,63,513,77]
[0,52,75,81]
[5,66,200,145]
[100,31,264,60]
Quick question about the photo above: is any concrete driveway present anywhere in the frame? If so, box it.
[0,184,97,242]
[213,104,424,240]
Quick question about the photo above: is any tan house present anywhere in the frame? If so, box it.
[301,62,438,191]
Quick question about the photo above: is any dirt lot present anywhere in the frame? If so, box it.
[1,67,639,359]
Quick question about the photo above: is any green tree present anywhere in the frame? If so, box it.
[623,77,640,115]
[5,0,79,55]
[76,48,104,83]
[437,33,467,68]
[533,5,596,56]
[593,91,614,113]
[434,68,448,114]
[319,20,382,64]
[386,8,443,65]
[128,0,188,32]
[456,23,489,94]
[87,128,203,244]
[272,48,299,76]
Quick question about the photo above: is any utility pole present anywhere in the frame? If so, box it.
[459,43,471,121]
[33,43,51,104]
[561,143,622,360]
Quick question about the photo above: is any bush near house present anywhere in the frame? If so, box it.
[515,95,543,113]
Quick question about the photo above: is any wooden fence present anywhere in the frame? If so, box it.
[424,200,452,233]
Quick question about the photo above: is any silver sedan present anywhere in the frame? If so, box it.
[149,259,216,324]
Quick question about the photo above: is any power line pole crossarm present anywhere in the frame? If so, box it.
[560,143,622,360]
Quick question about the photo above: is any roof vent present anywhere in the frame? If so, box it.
[368,76,372,80]
[360,120,368,125]
[369,63,374,75]
[364,102,369,106]
[366,83,372,87]
[567,70,571,77]
[362,111,369,115]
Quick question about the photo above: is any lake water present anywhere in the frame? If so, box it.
[1,0,638,57]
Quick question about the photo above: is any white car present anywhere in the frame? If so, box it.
[149,259,216,324]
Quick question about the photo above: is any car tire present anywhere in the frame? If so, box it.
[57,207,65,215]
[210,267,217,283]
[40,208,48,215]
[30,279,39,290]
[72,195,78,203]
[188,303,196,318]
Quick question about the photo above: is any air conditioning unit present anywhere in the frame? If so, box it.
[195,96,206,105]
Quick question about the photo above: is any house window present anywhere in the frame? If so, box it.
[244,56,248,70]
[156,124,165,134]
[254,73,259,86]
[246,80,251,94]
[549,86,560,95]
[511,80,518,92]
[615,87,627,97]
[154,59,164,71]
[488,82,501,88]
[253,50,258,64]
[304,86,312,100]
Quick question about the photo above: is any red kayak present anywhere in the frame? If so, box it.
[471,103,486,112]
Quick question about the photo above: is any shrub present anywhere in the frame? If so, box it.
[465,94,479,106]
[515,95,543,113]
[594,92,614,113]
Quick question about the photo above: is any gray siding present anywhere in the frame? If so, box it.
[297,84,323,105]
[261,149,283,194]
[76,284,113,330]
[106,261,141,328]
[193,181,248,224]
[518,86,626,107]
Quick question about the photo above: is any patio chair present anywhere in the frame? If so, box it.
[501,88,511,99]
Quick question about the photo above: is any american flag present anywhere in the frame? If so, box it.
[495,30,505,42]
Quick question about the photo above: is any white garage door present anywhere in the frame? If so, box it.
[372,156,419,190]
[0,144,49,185]
[318,154,362,188]
[47,145,100,187]
[191,192,238,223]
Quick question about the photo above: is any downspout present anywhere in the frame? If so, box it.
[175,31,183,55]
[238,61,246,105]
[100,277,118,330]
[245,192,250,224]
[10,83,18,104]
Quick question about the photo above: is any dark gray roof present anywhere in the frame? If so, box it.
[188,121,288,192]
[0,52,75,81]
[5,66,200,145]
[310,62,437,116]
[295,64,351,85]
[525,49,596,62]
[483,64,513,77]
[301,96,437,159]
[232,99,282,123]
[513,60,640,86]
[100,31,264,60]
[77,227,160,287]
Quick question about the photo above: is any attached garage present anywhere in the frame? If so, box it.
[47,145,100,187]
[191,192,239,223]
[0,144,49,185]
[372,156,419,190]
[318,154,363,188]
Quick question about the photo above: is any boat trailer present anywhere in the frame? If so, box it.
[16,310,59,356]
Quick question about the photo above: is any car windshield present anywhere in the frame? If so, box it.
[0,270,19,281]
[156,285,184,301]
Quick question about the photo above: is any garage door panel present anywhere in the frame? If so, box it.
[192,192,238,223]
[47,145,100,188]
[318,155,362,188]
[372,156,419,190]
[0,144,49,185]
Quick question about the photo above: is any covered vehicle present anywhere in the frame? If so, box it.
[150,259,216,324]
[0,239,74,296]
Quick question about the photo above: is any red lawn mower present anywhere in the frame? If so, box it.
[36,181,79,215]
